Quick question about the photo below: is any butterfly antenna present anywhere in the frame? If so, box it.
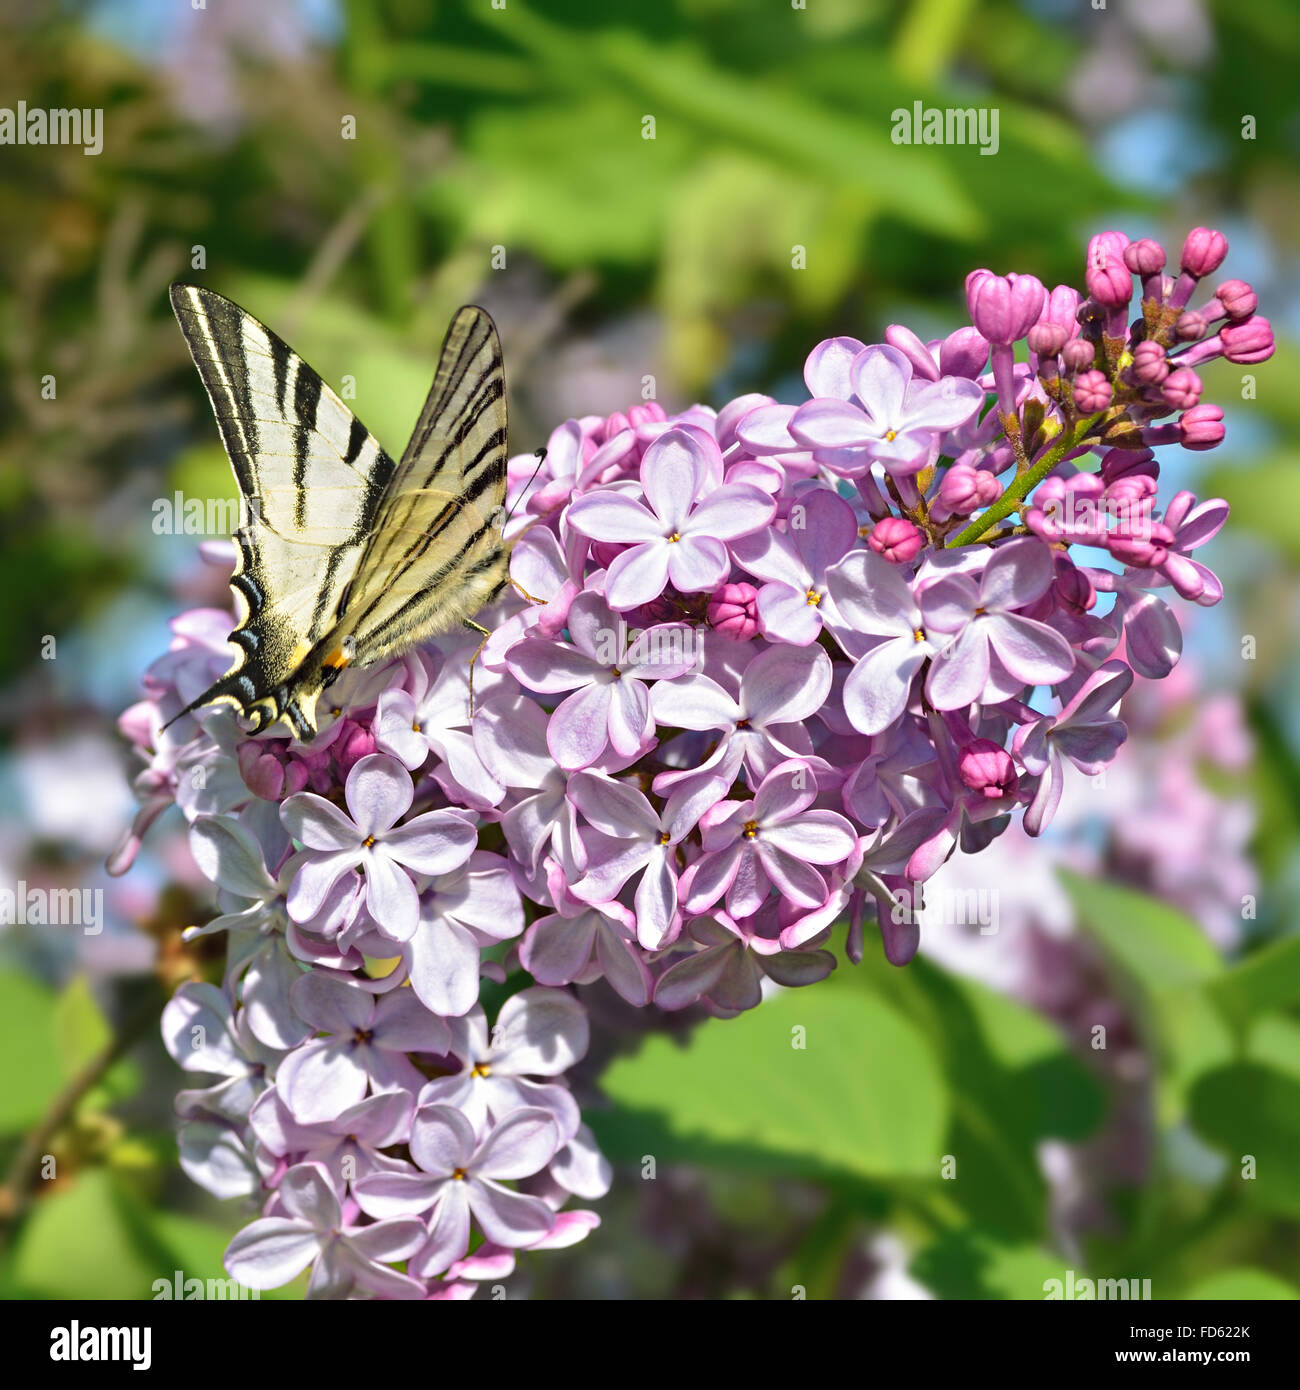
[502,446,548,527]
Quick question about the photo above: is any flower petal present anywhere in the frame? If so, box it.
[842,640,926,735]
[566,490,662,543]
[473,1108,559,1180]
[344,754,413,837]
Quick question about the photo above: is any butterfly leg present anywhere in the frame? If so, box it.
[509,578,546,606]
[462,619,492,716]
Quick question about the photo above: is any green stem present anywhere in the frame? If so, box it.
[945,413,1103,548]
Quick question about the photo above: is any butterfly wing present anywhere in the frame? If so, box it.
[167,283,395,737]
[331,305,511,667]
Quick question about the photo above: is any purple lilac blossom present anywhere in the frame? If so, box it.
[115,225,1266,1297]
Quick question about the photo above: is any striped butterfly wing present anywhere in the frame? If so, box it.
[168,283,396,736]
[331,305,510,667]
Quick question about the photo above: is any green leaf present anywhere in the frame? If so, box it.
[1208,935,1300,1031]
[1181,1268,1299,1300]
[1151,985,1235,1122]
[592,30,978,238]
[1189,1063,1300,1217]
[52,975,140,1105]
[1246,1015,1300,1079]
[593,982,947,1183]
[912,1230,1063,1300]
[0,970,65,1133]
[445,95,691,267]
[1061,870,1222,993]
[892,0,980,83]
[849,953,1103,1238]
[1245,698,1300,885]
[8,1169,169,1299]
[5,1170,301,1301]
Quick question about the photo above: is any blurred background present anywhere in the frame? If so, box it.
[0,0,1298,1300]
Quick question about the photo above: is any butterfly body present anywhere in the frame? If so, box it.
[167,284,510,741]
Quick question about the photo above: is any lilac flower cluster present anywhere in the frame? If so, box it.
[113,227,1267,1297]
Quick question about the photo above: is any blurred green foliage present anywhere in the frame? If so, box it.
[586,897,1300,1298]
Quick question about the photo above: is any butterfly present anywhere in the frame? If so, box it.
[166,283,512,742]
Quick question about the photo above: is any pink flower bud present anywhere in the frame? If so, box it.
[238,742,299,800]
[938,326,990,379]
[1100,446,1158,485]
[966,270,1047,345]
[627,403,667,431]
[601,411,631,441]
[935,463,1001,519]
[1087,230,1130,272]
[1108,521,1174,568]
[117,701,156,748]
[707,582,760,640]
[885,324,939,381]
[1180,227,1228,278]
[868,516,925,564]
[958,740,1019,800]
[1123,238,1165,277]
[1220,315,1275,364]
[1074,370,1113,412]
[1086,252,1133,309]
[1040,284,1083,334]
[1129,340,1169,386]
[1061,339,1095,373]
[1105,474,1158,508]
[1163,367,1203,410]
[1179,403,1225,451]
[1215,278,1257,321]
[335,720,377,776]
[1175,310,1208,341]
[1028,321,1068,357]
